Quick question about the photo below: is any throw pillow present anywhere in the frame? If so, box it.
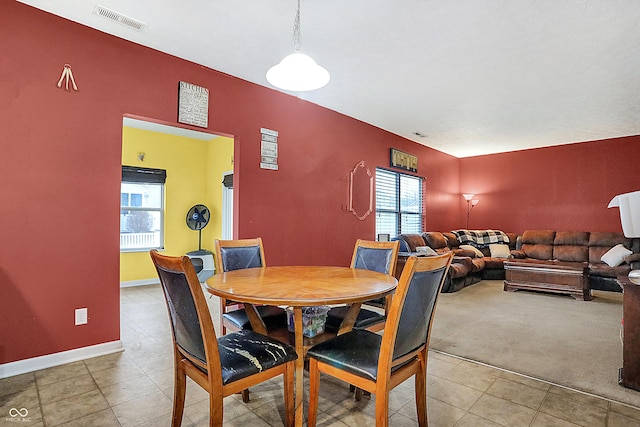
[601,244,632,267]
[489,244,511,259]
[415,246,437,256]
[460,244,484,258]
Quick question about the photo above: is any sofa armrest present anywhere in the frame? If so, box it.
[452,256,474,271]
[510,249,526,259]
[453,248,477,258]
[625,253,640,269]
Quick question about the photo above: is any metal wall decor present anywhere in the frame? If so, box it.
[57,64,78,91]
[349,161,373,221]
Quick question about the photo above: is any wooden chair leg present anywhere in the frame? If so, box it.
[374,388,389,427]
[209,392,224,427]
[241,389,250,402]
[172,362,187,427]
[415,354,428,427]
[283,362,295,427]
[308,359,320,427]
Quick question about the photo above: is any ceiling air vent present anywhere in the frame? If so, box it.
[93,5,146,31]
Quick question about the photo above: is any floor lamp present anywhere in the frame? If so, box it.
[463,193,479,230]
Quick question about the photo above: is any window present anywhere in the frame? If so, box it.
[120,166,166,251]
[375,168,423,238]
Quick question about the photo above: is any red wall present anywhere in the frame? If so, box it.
[0,2,456,364]
[1,3,637,366]
[459,136,640,234]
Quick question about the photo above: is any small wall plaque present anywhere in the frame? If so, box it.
[178,81,209,128]
[390,148,418,172]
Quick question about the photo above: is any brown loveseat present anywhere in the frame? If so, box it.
[505,230,640,297]
[394,231,518,293]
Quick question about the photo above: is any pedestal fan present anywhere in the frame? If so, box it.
[185,204,214,282]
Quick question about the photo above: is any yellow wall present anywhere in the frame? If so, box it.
[120,126,233,283]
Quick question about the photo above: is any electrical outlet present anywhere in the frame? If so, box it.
[75,308,88,325]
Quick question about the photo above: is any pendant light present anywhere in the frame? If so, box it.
[266,0,330,91]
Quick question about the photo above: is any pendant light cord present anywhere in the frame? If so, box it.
[293,0,301,52]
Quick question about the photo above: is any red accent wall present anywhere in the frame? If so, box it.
[0,2,456,364]
[459,136,640,234]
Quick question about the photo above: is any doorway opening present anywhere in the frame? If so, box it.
[120,116,234,287]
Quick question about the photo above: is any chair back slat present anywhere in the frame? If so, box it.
[219,245,263,271]
[353,246,394,274]
[156,266,207,364]
[350,239,400,275]
[392,266,448,360]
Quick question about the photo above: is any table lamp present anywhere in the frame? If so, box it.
[608,190,640,284]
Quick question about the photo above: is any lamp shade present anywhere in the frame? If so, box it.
[608,190,640,238]
[266,52,330,92]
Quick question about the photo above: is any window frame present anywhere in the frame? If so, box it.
[120,166,166,253]
[375,167,424,238]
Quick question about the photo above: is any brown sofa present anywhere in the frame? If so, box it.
[394,231,518,293]
[507,230,640,295]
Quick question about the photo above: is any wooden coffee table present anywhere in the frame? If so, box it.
[504,260,590,301]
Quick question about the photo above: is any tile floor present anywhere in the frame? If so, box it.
[2,283,640,426]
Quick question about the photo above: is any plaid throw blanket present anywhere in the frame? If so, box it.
[452,229,510,248]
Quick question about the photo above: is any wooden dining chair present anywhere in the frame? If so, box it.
[325,239,400,333]
[307,253,453,427]
[214,238,287,335]
[150,250,297,427]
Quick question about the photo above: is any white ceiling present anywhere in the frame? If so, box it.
[19,0,640,158]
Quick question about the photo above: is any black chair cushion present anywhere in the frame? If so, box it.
[218,329,297,385]
[306,329,381,381]
[222,305,287,330]
[324,306,385,333]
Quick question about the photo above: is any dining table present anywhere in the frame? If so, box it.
[205,265,398,427]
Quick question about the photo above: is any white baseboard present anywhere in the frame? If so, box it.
[0,340,124,379]
[120,278,159,288]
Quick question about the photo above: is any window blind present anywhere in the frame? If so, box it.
[375,168,423,237]
[122,165,167,184]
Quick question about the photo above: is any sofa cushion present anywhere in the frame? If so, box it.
[442,232,460,249]
[521,230,556,260]
[398,234,426,252]
[552,231,589,262]
[488,244,510,258]
[422,232,448,250]
[601,244,633,267]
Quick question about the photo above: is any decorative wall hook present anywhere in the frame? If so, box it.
[57,64,78,91]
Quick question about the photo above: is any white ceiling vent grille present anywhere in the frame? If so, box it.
[93,5,146,31]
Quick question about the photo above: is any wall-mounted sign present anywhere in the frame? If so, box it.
[178,81,209,128]
[390,148,418,172]
[260,128,279,170]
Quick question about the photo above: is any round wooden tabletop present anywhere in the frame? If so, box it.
[205,265,398,306]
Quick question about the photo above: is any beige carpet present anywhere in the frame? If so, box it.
[429,280,640,408]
